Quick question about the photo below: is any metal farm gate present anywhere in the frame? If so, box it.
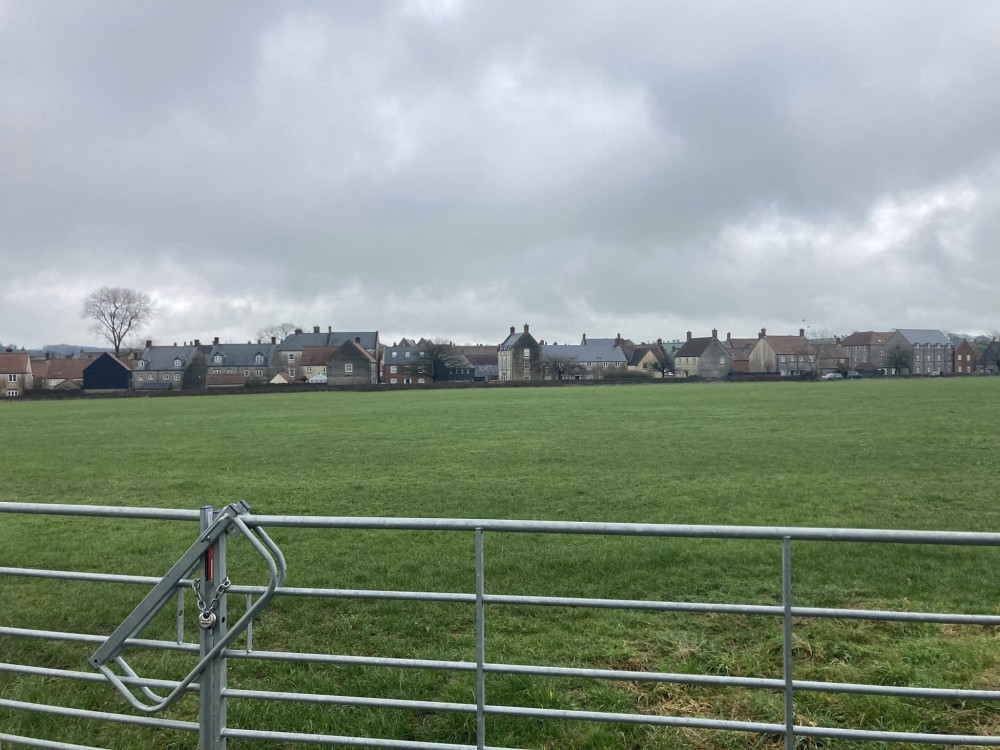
[2,501,1000,749]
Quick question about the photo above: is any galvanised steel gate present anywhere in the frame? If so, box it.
[2,501,1000,749]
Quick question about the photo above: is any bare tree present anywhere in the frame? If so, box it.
[885,345,911,375]
[82,287,154,356]
[805,330,847,377]
[256,322,299,343]
[644,346,674,378]
[541,352,584,381]
[413,340,469,382]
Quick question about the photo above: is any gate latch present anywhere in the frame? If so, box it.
[89,501,286,713]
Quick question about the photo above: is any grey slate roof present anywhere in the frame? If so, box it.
[278,331,378,351]
[207,343,276,367]
[540,344,626,363]
[136,346,200,371]
[385,345,425,362]
[475,364,499,378]
[895,329,952,346]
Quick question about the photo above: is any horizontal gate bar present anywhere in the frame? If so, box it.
[0,732,109,750]
[0,662,197,691]
[0,697,198,731]
[0,502,200,521]
[5,503,1000,545]
[221,728,526,749]
[6,567,1000,626]
[0,626,198,654]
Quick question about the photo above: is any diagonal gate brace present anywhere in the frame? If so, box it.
[90,501,286,713]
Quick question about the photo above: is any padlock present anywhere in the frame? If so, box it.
[198,611,217,630]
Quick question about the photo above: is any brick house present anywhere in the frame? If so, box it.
[383,343,432,384]
[498,324,541,382]
[278,327,381,382]
[954,339,977,374]
[206,338,280,387]
[674,330,731,379]
[1,349,33,398]
[133,341,207,390]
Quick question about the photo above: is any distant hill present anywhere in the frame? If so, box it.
[41,344,108,355]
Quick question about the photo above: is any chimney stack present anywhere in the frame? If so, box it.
[726,332,732,342]
[45,352,50,360]
[615,333,622,345]
[523,323,529,333]
[712,329,718,339]
[582,333,587,344]
[328,326,332,333]
[510,326,515,335]
[799,328,805,337]
[213,336,219,346]
[313,326,320,334]
[759,328,766,339]
[145,340,152,349]
[657,338,662,345]
[294,328,302,335]
[686,331,692,341]
[4,347,11,353]
[355,337,361,344]
[271,336,276,345]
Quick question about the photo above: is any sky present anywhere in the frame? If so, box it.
[1,1,999,350]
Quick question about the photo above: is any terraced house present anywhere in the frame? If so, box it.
[278,327,381,382]
[206,337,279,387]
[840,331,898,373]
[896,329,954,375]
[133,341,206,390]
[540,340,627,380]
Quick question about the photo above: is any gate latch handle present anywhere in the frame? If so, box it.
[90,502,286,713]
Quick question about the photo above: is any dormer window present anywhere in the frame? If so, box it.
[255,354,264,363]
[213,354,223,363]
[173,358,182,367]
[137,360,145,369]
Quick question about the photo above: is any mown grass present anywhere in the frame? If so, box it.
[2,378,1000,748]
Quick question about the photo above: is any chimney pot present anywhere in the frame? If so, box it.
[213,336,219,346]
[313,326,320,334]
[194,339,201,347]
[726,332,731,341]
[328,326,332,333]
[271,336,276,345]
[657,338,662,345]
[759,328,766,339]
[686,331,692,341]
[510,326,515,335]
[295,328,302,335]
[712,329,718,339]
[355,337,361,344]
[45,352,50,360]
[582,333,587,344]
[145,340,152,349]
[523,323,529,333]
[799,328,805,337]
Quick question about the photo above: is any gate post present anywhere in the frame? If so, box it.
[199,505,228,750]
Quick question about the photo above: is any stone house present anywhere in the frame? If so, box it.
[498,324,541,382]
[133,341,207,390]
[539,341,627,380]
[954,339,977,374]
[328,340,378,385]
[674,331,731,379]
[31,355,90,390]
[749,329,812,375]
[840,331,895,372]
[278,327,381,381]
[298,346,338,382]
[206,338,279,386]
[895,329,954,375]
[1,350,33,398]
[625,342,667,376]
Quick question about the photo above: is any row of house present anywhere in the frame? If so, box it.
[3,323,998,397]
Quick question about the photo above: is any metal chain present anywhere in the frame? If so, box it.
[192,576,231,616]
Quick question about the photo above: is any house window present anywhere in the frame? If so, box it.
[615,362,621,367]
[255,354,264,363]
[523,348,530,357]
[136,360,145,369]
[213,354,222,363]
[162,373,170,380]
[173,373,180,381]
[7,374,16,382]
[227,369,233,375]
[256,370,263,377]
[244,370,249,376]
[345,363,353,373]
[405,351,411,358]
[7,390,17,397]
[392,352,397,358]
[288,353,295,362]
[417,378,425,384]
[322,366,327,374]
[404,377,412,384]
[136,374,143,382]
[174,358,182,367]
[289,368,295,378]
[390,365,397,373]
[524,375,530,381]
[213,369,221,375]
[306,366,313,373]
[390,378,398,384]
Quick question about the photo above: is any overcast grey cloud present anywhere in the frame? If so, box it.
[1,0,998,349]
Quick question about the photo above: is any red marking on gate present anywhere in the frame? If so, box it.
[206,546,215,581]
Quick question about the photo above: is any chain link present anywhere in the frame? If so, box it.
[192,576,231,616]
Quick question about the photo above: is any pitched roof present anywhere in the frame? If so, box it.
[0,351,31,374]
[540,344,626,363]
[627,346,664,366]
[38,358,90,382]
[676,337,723,358]
[137,346,200,371]
[764,336,811,355]
[207,343,276,367]
[278,331,378,351]
[385,345,423,361]
[452,345,498,366]
[584,337,634,347]
[895,329,952,346]
[500,331,537,350]
[840,331,894,347]
[206,373,247,386]
[299,346,339,367]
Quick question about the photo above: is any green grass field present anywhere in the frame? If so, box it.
[2,379,1000,749]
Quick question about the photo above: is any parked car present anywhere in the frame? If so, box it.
[846,371,862,379]
[821,372,844,380]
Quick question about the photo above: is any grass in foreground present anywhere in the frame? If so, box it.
[2,378,1000,748]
